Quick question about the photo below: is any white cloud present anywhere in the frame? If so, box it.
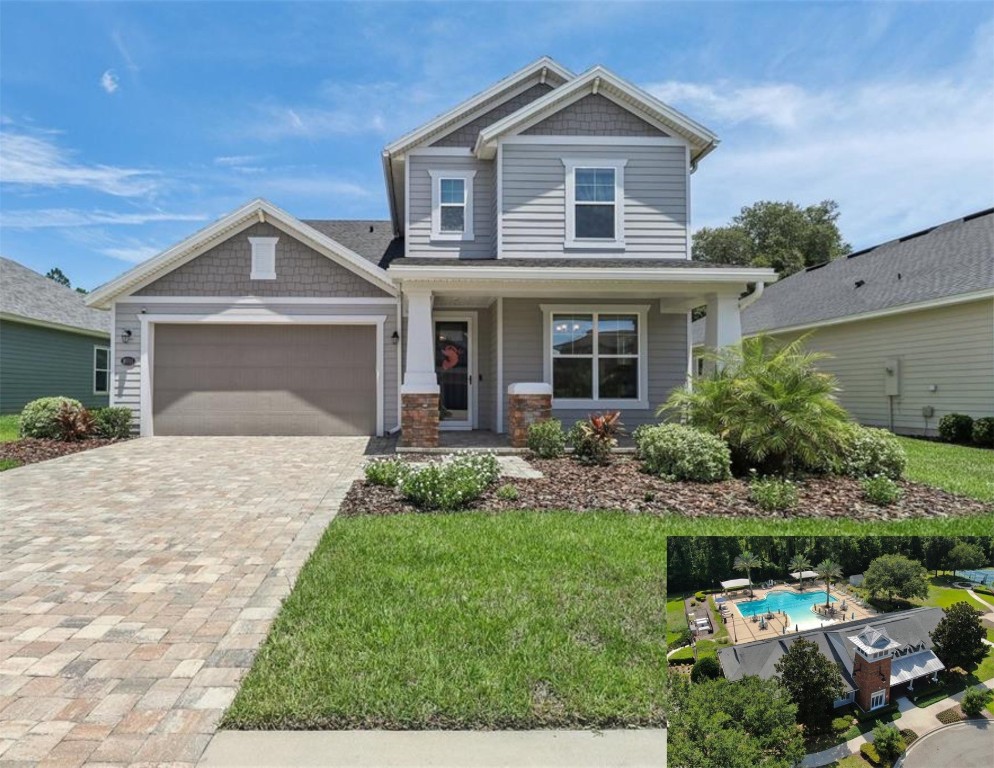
[0,131,158,197]
[0,208,208,229]
[100,70,119,94]
[100,244,160,263]
[213,154,263,167]
[647,28,994,247]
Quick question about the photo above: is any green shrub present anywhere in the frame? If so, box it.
[496,483,519,501]
[674,627,693,648]
[659,335,851,476]
[972,416,994,448]
[91,407,132,439]
[871,723,905,763]
[364,458,411,487]
[567,411,623,466]
[694,590,707,602]
[526,419,566,458]
[748,476,798,511]
[859,742,881,765]
[939,413,974,444]
[831,715,854,734]
[861,475,903,506]
[20,397,84,439]
[399,452,500,511]
[960,686,992,717]
[855,703,899,723]
[840,425,907,479]
[634,423,732,482]
[689,655,722,683]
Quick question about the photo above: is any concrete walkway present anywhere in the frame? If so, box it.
[802,682,993,767]
[1,437,369,767]
[198,729,667,768]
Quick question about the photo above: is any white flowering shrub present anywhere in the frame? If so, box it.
[840,425,907,480]
[634,423,731,482]
[400,452,501,511]
[364,458,411,487]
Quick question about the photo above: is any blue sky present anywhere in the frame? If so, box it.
[1,1,992,290]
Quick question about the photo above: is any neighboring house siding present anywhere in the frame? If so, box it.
[500,298,687,430]
[137,222,390,298]
[114,302,400,434]
[431,83,553,147]
[771,299,994,435]
[407,155,495,259]
[501,143,687,257]
[522,94,664,137]
[0,320,109,413]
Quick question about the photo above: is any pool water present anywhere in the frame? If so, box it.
[736,590,836,624]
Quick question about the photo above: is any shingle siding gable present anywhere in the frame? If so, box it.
[430,83,553,147]
[522,93,665,137]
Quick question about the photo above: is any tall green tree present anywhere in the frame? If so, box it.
[668,676,804,768]
[789,553,812,591]
[45,267,71,287]
[734,551,763,596]
[863,554,929,604]
[774,638,845,733]
[930,602,987,671]
[693,200,850,277]
[922,537,958,576]
[946,542,986,575]
[816,559,842,608]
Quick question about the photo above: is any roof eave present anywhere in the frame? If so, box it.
[389,264,777,283]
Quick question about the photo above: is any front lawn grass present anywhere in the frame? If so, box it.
[666,595,688,646]
[223,511,666,730]
[898,437,994,502]
[0,414,19,443]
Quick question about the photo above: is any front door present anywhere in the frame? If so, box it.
[435,315,475,429]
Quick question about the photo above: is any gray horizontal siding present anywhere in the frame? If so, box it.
[772,299,994,435]
[0,320,110,413]
[500,298,687,431]
[501,143,688,257]
[407,155,495,259]
[114,301,400,435]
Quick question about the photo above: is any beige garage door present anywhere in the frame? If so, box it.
[153,324,377,436]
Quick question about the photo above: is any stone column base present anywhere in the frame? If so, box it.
[401,392,440,448]
[507,384,553,448]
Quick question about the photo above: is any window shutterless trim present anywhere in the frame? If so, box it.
[562,158,627,250]
[93,345,110,395]
[428,169,476,242]
[540,304,649,409]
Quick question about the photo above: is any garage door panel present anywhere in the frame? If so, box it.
[152,324,378,436]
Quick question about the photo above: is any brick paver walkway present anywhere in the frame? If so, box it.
[0,437,370,767]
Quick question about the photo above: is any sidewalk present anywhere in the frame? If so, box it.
[802,683,992,767]
[198,729,667,768]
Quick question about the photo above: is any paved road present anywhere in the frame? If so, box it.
[896,720,993,768]
[0,437,369,767]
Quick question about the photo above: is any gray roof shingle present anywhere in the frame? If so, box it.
[693,208,994,344]
[0,258,110,335]
[302,220,401,269]
[717,606,944,691]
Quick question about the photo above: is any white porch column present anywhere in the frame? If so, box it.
[703,292,742,371]
[401,287,439,393]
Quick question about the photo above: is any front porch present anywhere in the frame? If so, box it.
[392,261,775,448]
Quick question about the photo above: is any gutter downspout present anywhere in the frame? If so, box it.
[738,281,765,311]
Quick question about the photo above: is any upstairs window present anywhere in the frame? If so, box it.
[94,346,109,395]
[429,170,476,241]
[249,236,278,280]
[563,158,626,250]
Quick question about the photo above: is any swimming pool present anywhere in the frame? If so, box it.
[957,568,994,586]
[736,590,836,624]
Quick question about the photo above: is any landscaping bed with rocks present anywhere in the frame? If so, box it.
[340,455,988,520]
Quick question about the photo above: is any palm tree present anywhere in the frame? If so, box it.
[816,559,843,609]
[789,553,812,591]
[734,551,763,597]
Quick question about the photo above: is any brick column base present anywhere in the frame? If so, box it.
[401,392,440,448]
[508,394,552,448]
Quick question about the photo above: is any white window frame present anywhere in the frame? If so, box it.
[249,236,278,280]
[540,304,649,410]
[869,690,887,710]
[562,158,626,250]
[428,169,476,242]
[93,345,110,395]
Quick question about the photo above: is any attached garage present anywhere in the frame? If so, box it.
[150,322,381,436]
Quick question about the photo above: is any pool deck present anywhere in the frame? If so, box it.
[716,583,878,645]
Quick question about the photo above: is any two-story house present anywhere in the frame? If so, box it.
[86,58,777,445]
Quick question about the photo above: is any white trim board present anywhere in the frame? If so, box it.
[501,136,690,146]
[137,312,387,438]
[115,296,398,305]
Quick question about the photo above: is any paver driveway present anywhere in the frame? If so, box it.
[0,437,371,767]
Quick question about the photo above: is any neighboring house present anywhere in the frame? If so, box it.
[0,258,111,413]
[718,606,945,712]
[692,210,994,436]
[86,58,776,443]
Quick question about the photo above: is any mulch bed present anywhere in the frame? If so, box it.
[340,456,990,520]
[0,438,127,468]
